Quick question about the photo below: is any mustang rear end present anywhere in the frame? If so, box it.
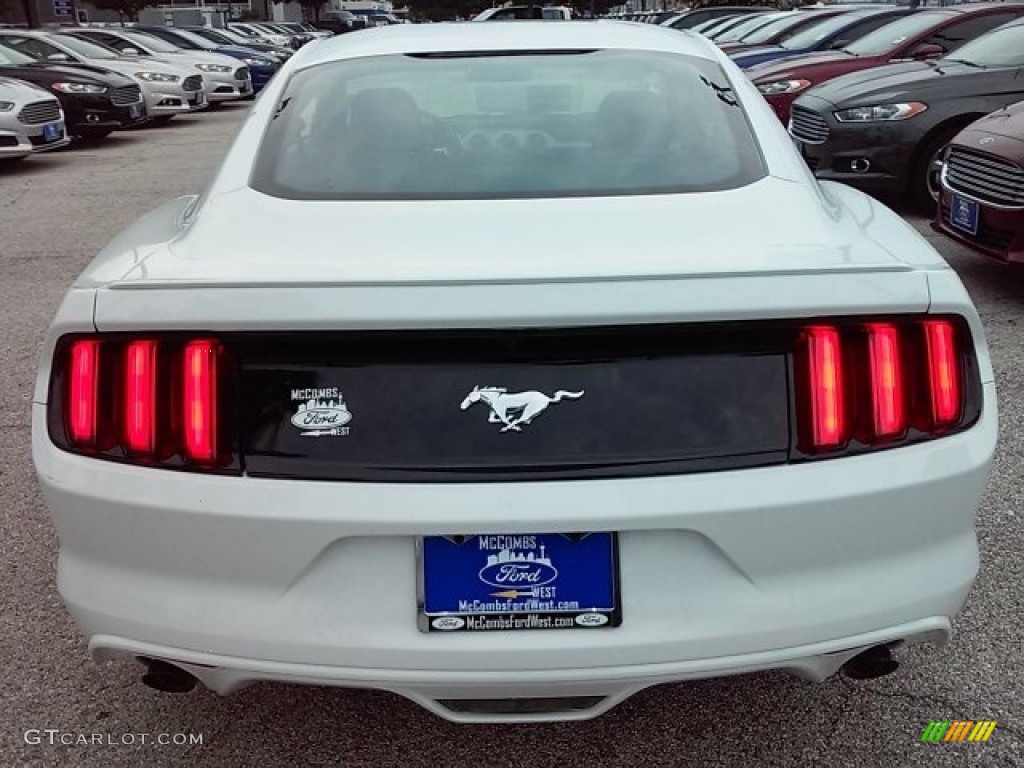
[32,22,997,723]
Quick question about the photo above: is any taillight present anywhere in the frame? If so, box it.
[67,339,101,448]
[801,326,846,450]
[51,335,234,472]
[795,316,976,458]
[182,339,220,464]
[923,319,961,428]
[865,323,905,439]
[123,340,158,455]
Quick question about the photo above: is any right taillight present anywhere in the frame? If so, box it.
[50,335,235,472]
[795,316,977,456]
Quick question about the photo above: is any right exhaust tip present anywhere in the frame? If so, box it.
[841,644,900,681]
[140,658,198,693]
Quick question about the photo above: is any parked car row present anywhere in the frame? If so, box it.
[674,3,1024,264]
[0,23,313,161]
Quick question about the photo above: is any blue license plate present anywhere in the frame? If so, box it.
[950,193,979,235]
[129,103,142,119]
[421,533,619,632]
[42,123,62,142]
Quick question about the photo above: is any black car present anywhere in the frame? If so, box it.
[0,41,145,139]
[792,17,1024,210]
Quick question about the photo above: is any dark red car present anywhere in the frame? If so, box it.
[749,5,1024,124]
[933,101,1024,265]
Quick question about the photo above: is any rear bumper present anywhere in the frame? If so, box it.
[32,381,997,720]
[93,617,951,722]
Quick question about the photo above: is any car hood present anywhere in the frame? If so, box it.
[0,62,133,86]
[0,76,51,99]
[85,177,938,290]
[209,45,271,60]
[952,100,1024,163]
[81,57,194,79]
[802,60,1015,108]
[748,50,877,83]
[151,50,240,68]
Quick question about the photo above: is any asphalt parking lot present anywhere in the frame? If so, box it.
[1,105,1021,767]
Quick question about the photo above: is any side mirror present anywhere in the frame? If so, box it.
[47,52,71,61]
[829,38,850,50]
[121,47,141,56]
[909,42,944,60]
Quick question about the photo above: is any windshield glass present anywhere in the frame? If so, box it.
[844,11,949,56]
[252,51,765,201]
[781,12,867,49]
[714,12,787,41]
[51,34,119,60]
[170,29,222,48]
[0,43,36,65]
[944,22,1024,67]
[123,31,181,53]
[740,13,819,44]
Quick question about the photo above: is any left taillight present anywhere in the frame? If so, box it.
[49,335,236,472]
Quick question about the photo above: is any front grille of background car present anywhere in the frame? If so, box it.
[17,100,60,125]
[789,105,829,144]
[233,66,249,81]
[944,148,1024,209]
[110,84,142,106]
[182,75,203,92]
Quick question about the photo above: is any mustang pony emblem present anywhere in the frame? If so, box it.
[460,386,584,432]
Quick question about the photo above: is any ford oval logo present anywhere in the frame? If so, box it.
[290,406,351,430]
[478,561,558,589]
[574,613,609,627]
[431,616,465,631]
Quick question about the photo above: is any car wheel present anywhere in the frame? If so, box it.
[910,124,967,213]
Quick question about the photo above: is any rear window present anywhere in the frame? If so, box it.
[250,50,766,201]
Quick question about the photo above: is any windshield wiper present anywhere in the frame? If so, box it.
[943,58,984,69]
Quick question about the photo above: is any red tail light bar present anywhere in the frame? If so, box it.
[50,335,235,472]
[795,317,974,455]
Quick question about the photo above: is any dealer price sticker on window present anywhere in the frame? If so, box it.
[420,533,620,632]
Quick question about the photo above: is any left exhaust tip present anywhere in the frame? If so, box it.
[841,644,900,681]
[140,658,197,693]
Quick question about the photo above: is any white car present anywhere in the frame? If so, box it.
[475,5,573,20]
[228,22,294,49]
[0,76,69,159]
[62,28,250,102]
[0,31,207,119]
[33,22,997,724]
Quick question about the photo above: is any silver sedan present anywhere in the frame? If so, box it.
[0,76,69,160]
[0,31,208,120]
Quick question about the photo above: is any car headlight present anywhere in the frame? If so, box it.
[0,100,14,112]
[51,82,107,94]
[135,72,180,83]
[241,57,270,66]
[756,79,811,96]
[194,63,232,73]
[833,103,928,122]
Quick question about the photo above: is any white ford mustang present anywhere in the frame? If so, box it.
[33,21,998,723]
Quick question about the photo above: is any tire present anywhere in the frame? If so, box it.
[909,124,966,214]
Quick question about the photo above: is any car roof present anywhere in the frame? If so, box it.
[290,20,721,69]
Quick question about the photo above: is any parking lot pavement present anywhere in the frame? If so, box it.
[1,106,1021,768]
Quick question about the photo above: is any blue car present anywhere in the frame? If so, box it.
[132,25,280,91]
[731,8,916,70]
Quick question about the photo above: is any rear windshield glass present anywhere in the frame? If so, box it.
[251,50,765,201]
